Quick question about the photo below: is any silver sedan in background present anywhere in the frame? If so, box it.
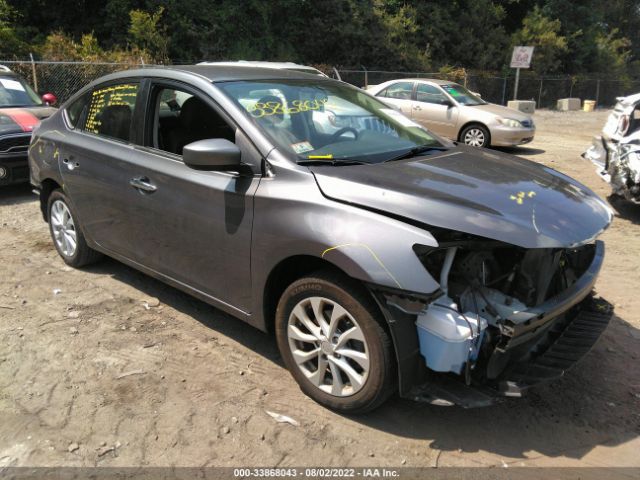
[367,79,535,148]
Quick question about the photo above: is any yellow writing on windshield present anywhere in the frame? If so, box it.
[249,98,327,118]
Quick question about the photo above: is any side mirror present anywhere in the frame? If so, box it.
[42,93,57,106]
[441,98,454,108]
[183,139,241,170]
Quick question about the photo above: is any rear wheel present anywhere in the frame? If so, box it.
[275,271,395,413]
[48,189,102,267]
[461,124,490,147]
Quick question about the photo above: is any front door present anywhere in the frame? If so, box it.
[411,83,459,137]
[118,82,260,313]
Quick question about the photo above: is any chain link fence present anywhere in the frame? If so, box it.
[0,60,147,104]
[333,69,640,108]
[2,60,640,109]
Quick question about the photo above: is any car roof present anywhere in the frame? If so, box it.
[197,60,322,71]
[97,65,330,84]
[0,65,17,76]
[390,78,457,86]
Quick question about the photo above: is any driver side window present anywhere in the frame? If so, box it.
[416,83,448,105]
[150,86,235,156]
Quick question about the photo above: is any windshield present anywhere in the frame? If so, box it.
[0,76,43,108]
[441,83,486,106]
[218,79,444,164]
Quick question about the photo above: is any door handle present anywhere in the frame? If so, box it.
[130,177,157,193]
[413,105,422,110]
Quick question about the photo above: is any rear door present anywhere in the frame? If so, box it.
[116,80,260,313]
[58,80,143,258]
[375,81,415,116]
[411,83,459,137]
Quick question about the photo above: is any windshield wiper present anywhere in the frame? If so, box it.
[384,144,449,163]
[297,159,369,166]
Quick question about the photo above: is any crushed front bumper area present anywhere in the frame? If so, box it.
[373,240,611,408]
[409,295,612,407]
[583,135,640,203]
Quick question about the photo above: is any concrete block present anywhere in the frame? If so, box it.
[508,100,536,114]
[557,98,581,111]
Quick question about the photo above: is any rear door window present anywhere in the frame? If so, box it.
[83,83,139,142]
[380,82,414,100]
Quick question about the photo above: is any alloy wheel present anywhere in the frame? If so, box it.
[50,200,77,257]
[287,296,370,397]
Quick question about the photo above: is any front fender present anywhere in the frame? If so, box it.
[251,161,440,328]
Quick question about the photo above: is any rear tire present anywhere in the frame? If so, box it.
[275,270,396,413]
[460,124,490,148]
[47,189,102,267]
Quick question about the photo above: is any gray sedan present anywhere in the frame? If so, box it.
[368,79,535,148]
[29,66,611,412]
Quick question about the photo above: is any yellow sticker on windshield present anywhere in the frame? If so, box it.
[308,154,333,159]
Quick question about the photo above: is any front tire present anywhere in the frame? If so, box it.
[460,124,490,147]
[47,189,102,267]
[275,270,395,413]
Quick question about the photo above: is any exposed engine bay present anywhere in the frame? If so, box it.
[412,237,598,387]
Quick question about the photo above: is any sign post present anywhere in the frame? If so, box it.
[510,46,534,100]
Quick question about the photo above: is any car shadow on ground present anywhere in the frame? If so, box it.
[493,146,546,156]
[352,311,640,462]
[84,257,282,363]
[83,257,640,463]
[0,183,36,206]
[608,194,640,225]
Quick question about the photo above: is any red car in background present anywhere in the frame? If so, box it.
[0,65,57,185]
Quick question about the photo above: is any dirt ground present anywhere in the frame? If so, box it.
[1,109,640,470]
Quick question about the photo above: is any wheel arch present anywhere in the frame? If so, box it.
[263,254,364,335]
[39,178,62,221]
[458,121,491,145]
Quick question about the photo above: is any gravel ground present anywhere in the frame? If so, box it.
[1,109,639,469]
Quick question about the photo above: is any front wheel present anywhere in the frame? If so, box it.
[275,271,395,413]
[460,124,490,147]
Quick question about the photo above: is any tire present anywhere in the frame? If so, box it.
[460,124,490,148]
[47,189,102,267]
[275,270,396,413]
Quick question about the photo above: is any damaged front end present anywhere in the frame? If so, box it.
[583,93,640,203]
[374,231,612,407]
[607,143,640,203]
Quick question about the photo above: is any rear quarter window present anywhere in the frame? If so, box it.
[65,95,89,129]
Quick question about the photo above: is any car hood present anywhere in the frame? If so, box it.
[469,103,532,122]
[0,106,56,135]
[310,146,612,248]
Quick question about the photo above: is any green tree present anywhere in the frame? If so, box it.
[128,6,169,63]
[511,6,568,73]
[0,0,28,58]
[593,28,632,76]
[414,0,510,70]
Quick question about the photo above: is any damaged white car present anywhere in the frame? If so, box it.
[584,92,640,202]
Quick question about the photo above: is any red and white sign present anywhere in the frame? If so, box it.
[510,46,535,69]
